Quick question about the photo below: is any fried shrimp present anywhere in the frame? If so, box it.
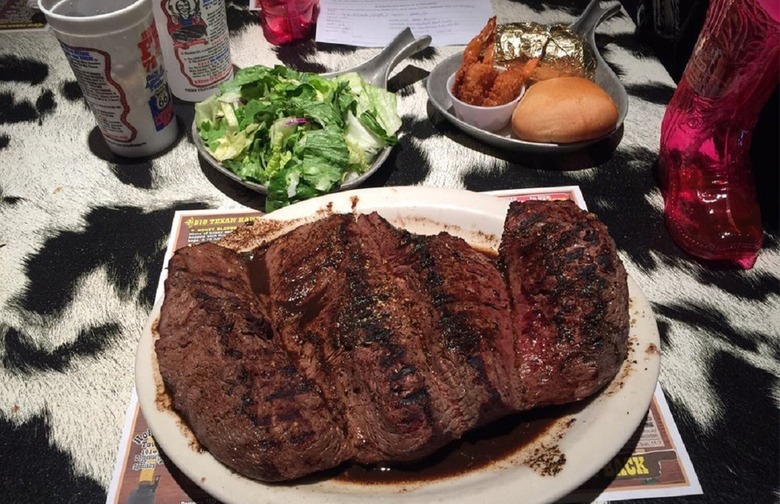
[463,16,496,66]
[451,17,532,107]
[452,17,497,104]
[457,63,500,106]
[483,58,539,106]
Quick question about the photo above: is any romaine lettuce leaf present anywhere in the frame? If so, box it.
[297,127,350,191]
[344,111,384,170]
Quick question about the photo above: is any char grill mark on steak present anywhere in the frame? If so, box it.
[156,243,351,482]
[499,200,630,408]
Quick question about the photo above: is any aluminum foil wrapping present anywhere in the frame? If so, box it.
[494,22,597,81]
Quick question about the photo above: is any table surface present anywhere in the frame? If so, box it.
[0,1,778,503]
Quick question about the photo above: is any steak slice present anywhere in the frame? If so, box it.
[411,230,516,423]
[499,200,630,409]
[355,213,512,439]
[156,243,351,482]
[251,213,447,464]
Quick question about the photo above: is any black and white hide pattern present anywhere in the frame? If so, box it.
[0,1,777,503]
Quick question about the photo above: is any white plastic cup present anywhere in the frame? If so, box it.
[446,73,525,133]
[151,0,233,102]
[39,0,179,158]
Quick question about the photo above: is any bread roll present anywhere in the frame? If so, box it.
[511,77,618,143]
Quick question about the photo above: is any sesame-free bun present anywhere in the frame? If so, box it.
[511,77,618,143]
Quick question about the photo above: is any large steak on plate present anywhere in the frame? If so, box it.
[155,199,629,481]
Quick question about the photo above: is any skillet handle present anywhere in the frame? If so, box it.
[568,0,629,130]
[569,0,622,39]
[343,28,432,89]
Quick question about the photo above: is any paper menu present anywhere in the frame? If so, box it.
[0,0,47,31]
[314,0,494,47]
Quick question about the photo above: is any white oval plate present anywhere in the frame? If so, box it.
[136,186,660,504]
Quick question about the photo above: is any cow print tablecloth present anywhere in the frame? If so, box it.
[0,1,777,503]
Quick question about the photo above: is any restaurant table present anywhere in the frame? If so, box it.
[0,1,777,503]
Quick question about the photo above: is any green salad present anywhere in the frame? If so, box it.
[194,65,402,211]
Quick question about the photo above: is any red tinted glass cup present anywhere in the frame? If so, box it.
[259,0,318,45]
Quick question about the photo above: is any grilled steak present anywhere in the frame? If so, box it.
[499,200,629,408]
[155,243,351,481]
[155,200,630,482]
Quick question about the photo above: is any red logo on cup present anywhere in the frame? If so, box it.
[138,25,162,73]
